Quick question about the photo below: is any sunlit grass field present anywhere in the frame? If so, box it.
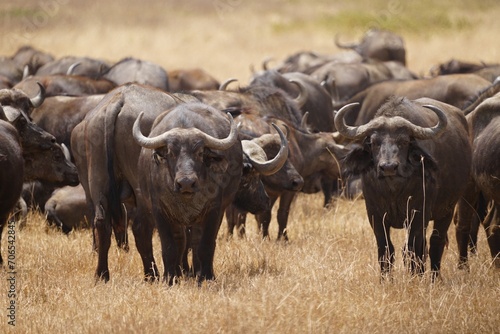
[1,0,500,333]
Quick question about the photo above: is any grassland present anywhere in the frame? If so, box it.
[1,0,500,333]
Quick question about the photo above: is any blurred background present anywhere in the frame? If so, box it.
[1,0,499,83]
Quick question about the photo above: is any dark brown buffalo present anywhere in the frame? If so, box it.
[103,57,169,91]
[249,70,335,132]
[30,94,104,150]
[267,50,362,74]
[191,86,345,238]
[133,103,242,283]
[310,60,417,102]
[0,120,24,265]
[71,83,280,282]
[0,56,24,84]
[168,68,220,92]
[336,97,472,278]
[455,92,500,269]
[335,28,407,65]
[14,74,116,97]
[35,55,110,78]
[226,125,300,238]
[429,59,500,82]
[10,45,55,75]
[0,88,79,186]
[339,73,492,127]
[44,184,92,234]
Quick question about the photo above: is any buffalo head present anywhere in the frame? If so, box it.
[133,105,239,197]
[335,98,447,179]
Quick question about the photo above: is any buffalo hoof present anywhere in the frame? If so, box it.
[457,260,470,271]
[95,270,110,283]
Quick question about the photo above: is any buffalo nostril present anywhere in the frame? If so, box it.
[291,177,304,191]
[175,176,198,193]
[379,162,399,175]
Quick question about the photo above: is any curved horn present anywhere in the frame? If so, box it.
[245,123,289,176]
[30,81,46,108]
[133,112,238,151]
[333,103,366,139]
[262,57,274,70]
[199,113,238,150]
[300,111,310,132]
[66,62,81,75]
[334,34,359,50]
[132,112,162,148]
[22,65,30,80]
[412,104,448,139]
[289,79,308,109]
[61,143,72,162]
[219,78,238,91]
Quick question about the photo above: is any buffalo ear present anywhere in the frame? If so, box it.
[341,143,373,178]
[408,142,438,171]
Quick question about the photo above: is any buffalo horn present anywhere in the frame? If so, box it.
[219,78,238,91]
[66,62,81,75]
[22,65,30,80]
[413,104,448,139]
[245,123,289,176]
[133,112,238,151]
[300,112,311,133]
[289,79,308,109]
[61,143,72,162]
[262,57,274,70]
[334,34,359,50]
[333,103,363,139]
[30,82,46,108]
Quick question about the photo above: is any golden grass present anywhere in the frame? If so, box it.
[1,0,500,332]
[2,194,499,333]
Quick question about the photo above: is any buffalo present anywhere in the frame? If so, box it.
[335,28,407,65]
[133,103,242,283]
[337,73,492,127]
[103,57,169,91]
[455,92,500,268]
[335,97,472,278]
[0,119,24,265]
[168,68,220,92]
[71,83,286,282]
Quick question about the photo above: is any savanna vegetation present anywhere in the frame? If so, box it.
[1,0,499,333]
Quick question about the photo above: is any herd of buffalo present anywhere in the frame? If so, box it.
[0,28,499,283]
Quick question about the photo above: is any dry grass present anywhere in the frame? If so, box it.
[1,0,500,333]
[2,195,499,333]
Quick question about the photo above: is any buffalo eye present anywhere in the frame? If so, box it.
[153,148,170,164]
[204,149,223,165]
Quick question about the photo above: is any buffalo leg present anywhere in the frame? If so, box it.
[195,210,224,283]
[94,204,112,282]
[371,216,395,277]
[132,206,158,282]
[429,212,453,279]
[256,196,278,239]
[277,191,297,241]
[483,203,500,268]
[454,186,480,269]
[225,205,248,239]
[156,213,185,285]
[404,211,427,276]
[256,209,272,239]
